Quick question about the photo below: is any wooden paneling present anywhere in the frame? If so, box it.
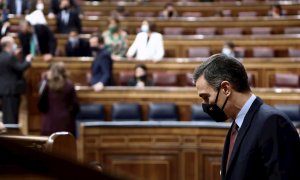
[9,16,300,35]
[78,121,230,180]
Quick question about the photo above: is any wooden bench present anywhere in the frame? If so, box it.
[0,131,77,160]
[0,131,123,179]
[76,1,300,17]
[10,33,300,57]
[9,16,300,36]
[26,85,300,134]
[77,121,300,180]
[29,57,300,88]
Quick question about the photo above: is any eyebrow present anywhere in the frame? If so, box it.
[199,93,209,98]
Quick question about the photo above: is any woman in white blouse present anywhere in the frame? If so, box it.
[127,20,164,61]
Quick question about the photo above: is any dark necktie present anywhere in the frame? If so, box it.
[226,121,239,172]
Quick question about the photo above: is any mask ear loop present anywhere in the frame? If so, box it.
[214,88,220,104]
[221,97,229,110]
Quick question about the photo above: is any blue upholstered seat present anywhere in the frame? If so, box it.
[112,103,141,121]
[148,103,178,121]
[77,104,104,121]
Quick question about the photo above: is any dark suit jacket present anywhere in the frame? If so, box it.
[6,0,29,15]
[0,51,30,95]
[56,10,81,34]
[90,48,113,86]
[221,97,300,180]
[18,24,57,57]
[65,38,90,57]
[48,0,79,15]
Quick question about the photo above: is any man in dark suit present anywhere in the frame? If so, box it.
[18,21,57,61]
[0,36,32,124]
[89,34,113,92]
[65,29,90,57]
[5,0,30,15]
[56,0,81,34]
[193,54,300,180]
[48,0,80,18]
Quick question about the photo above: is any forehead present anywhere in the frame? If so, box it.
[195,75,215,95]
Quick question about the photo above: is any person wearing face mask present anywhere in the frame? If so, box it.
[127,20,164,61]
[159,3,178,19]
[56,0,81,34]
[65,29,90,57]
[193,54,300,180]
[221,41,236,58]
[25,0,47,26]
[0,36,32,124]
[89,34,113,92]
[128,64,153,88]
[5,0,30,15]
[48,0,80,19]
[102,17,127,61]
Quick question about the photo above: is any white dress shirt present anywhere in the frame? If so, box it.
[127,32,164,61]
[235,94,256,129]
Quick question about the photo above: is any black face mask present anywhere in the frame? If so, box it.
[168,11,173,17]
[137,75,147,82]
[202,87,229,122]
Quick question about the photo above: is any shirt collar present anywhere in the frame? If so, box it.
[235,94,256,129]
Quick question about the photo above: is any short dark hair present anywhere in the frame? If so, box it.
[135,64,147,72]
[90,33,104,44]
[193,54,250,92]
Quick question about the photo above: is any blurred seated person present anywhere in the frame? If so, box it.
[128,64,153,88]
[102,17,127,61]
[221,41,236,58]
[48,0,80,19]
[110,5,129,19]
[89,34,113,92]
[159,3,178,19]
[18,21,57,61]
[56,0,81,34]
[270,4,282,18]
[65,29,90,57]
[5,0,30,15]
[127,20,164,61]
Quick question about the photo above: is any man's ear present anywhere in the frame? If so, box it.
[220,81,231,97]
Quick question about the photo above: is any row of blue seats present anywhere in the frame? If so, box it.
[76,103,300,122]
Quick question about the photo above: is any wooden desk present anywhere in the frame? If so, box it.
[78,121,229,180]
[9,16,300,36]
[10,33,300,57]
[26,83,300,134]
[29,57,300,88]
[77,121,300,180]
[79,1,300,17]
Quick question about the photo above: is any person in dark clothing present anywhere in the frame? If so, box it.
[0,36,32,124]
[56,0,81,34]
[38,62,79,136]
[193,54,300,180]
[65,29,90,57]
[18,21,57,61]
[128,64,153,87]
[89,34,113,92]
[5,0,30,15]
[48,0,80,18]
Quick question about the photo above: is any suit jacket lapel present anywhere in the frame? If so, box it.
[225,97,263,178]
